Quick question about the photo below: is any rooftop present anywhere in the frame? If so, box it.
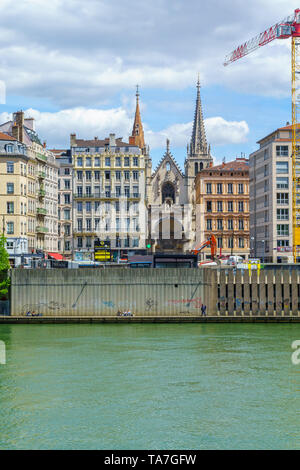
[0,131,16,141]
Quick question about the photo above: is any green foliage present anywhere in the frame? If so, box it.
[0,278,10,301]
[0,233,10,271]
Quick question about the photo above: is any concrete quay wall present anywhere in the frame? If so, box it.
[10,268,216,317]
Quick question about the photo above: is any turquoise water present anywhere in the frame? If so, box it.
[0,323,299,450]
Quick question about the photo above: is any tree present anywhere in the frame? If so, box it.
[0,233,10,301]
[0,233,10,271]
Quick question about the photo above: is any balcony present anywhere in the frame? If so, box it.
[38,171,46,179]
[73,192,141,200]
[38,189,46,198]
[36,153,47,162]
[36,226,49,233]
[37,207,47,216]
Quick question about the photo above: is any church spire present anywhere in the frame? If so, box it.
[131,85,145,150]
[190,77,208,157]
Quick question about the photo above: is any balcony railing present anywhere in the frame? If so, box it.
[73,192,141,199]
[36,153,48,162]
[38,171,46,179]
[36,226,49,233]
[38,189,46,197]
[37,207,47,215]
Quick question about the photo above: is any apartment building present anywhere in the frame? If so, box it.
[0,131,28,266]
[250,123,293,263]
[71,133,150,260]
[51,149,73,258]
[195,158,250,259]
[0,111,59,255]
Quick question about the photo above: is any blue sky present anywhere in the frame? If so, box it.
[0,0,296,169]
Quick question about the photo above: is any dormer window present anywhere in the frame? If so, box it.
[5,144,13,153]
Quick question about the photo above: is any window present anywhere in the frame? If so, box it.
[7,202,14,214]
[124,237,130,248]
[277,208,289,220]
[124,186,130,197]
[6,222,14,234]
[276,177,289,189]
[238,184,244,194]
[116,171,121,180]
[124,157,130,166]
[115,201,120,212]
[86,219,92,231]
[5,144,13,153]
[64,194,70,204]
[132,238,139,247]
[64,168,70,175]
[77,170,83,180]
[207,201,212,212]
[94,186,100,196]
[264,165,269,177]
[105,157,111,167]
[94,157,100,166]
[124,171,130,180]
[239,238,244,248]
[86,201,91,212]
[64,209,70,220]
[115,157,121,167]
[276,146,289,157]
[133,186,139,197]
[276,162,289,174]
[217,238,223,248]
[65,241,71,251]
[239,219,244,230]
[166,162,171,172]
[105,186,111,197]
[77,237,83,248]
[217,183,223,194]
[206,219,212,230]
[277,193,289,205]
[206,183,212,194]
[86,157,92,167]
[228,183,233,194]
[277,224,289,236]
[228,201,233,212]
[105,171,110,180]
[86,171,92,181]
[65,225,71,236]
[95,171,100,181]
[77,219,83,231]
[217,201,223,212]
[133,171,139,180]
[7,162,14,173]
[77,202,83,212]
[228,238,233,249]
[238,201,244,212]
[86,237,92,248]
[7,183,14,194]
[77,157,83,167]
[228,219,233,230]
[95,201,100,212]
[277,239,289,248]
[133,157,139,166]
[86,186,91,196]
[217,219,223,230]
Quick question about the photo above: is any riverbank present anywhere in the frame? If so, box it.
[1,315,300,323]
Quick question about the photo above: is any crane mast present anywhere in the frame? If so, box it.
[225,9,300,262]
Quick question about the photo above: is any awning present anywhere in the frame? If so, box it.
[48,252,64,260]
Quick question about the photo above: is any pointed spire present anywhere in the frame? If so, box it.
[131,84,145,150]
[190,76,208,157]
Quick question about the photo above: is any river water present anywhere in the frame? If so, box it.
[0,323,299,450]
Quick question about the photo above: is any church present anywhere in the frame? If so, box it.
[131,79,213,253]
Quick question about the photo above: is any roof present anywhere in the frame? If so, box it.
[152,141,184,178]
[0,131,16,141]
[257,123,296,144]
[74,137,132,147]
[199,158,249,173]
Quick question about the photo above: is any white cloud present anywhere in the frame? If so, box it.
[0,0,298,105]
[0,106,249,150]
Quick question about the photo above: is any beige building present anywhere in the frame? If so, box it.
[195,158,250,260]
[0,131,28,266]
[250,123,294,263]
[0,111,59,256]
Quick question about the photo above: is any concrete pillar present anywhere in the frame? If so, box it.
[259,270,266,316]
[275,270,282,316]
[267,269,274,316]
[227,269,234,316]
[235,269,242,316]
[251,270,258,316]
[291,269,298,316]
[243,270,250,316]
[219,269,226,316]
[283,270,290,316]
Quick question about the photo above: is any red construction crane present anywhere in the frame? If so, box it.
[224,8,300,262]
[192,234,217,260]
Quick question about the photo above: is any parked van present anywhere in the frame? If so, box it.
[226,255,244,266]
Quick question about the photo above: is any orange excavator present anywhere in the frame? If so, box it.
[192,235,218,261]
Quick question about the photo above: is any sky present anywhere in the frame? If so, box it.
[0,0,297,168]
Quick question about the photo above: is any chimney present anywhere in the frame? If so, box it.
[109,133,116,147]
[12,111,24,143]
[70,133,77,147]
[25,117,35,131]
[43,141,46,148]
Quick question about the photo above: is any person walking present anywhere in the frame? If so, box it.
[201,304,207,316]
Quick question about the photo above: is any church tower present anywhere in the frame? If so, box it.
[185,77,213,178]
[129,85,146,152]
